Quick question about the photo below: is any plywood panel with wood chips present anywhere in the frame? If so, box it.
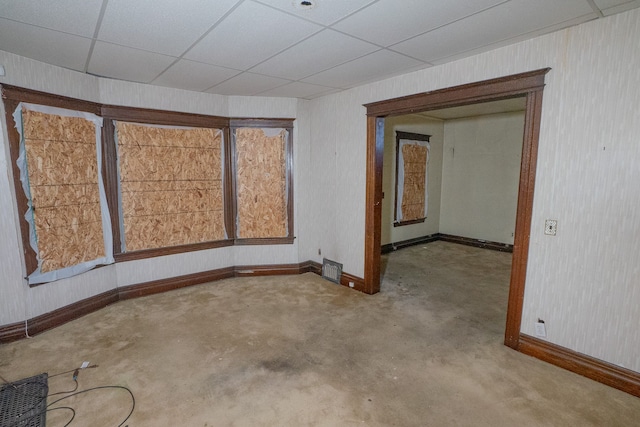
[235,128,288,239]
[116,122,225,251]
[22,108,105,273]
[401,144,427,221]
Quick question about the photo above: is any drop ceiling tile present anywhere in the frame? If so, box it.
[98,0,242,57]
[0,18,91,71]
[206,72,292,96]
[257,81,338,99]
[301,49,425,89]
[593,0,640,15]
[391,0,596,63]
[88,41,176,83]
[152,59,241,92]
[185,1,322,70]
[332,0,506,47]
[256,0,377,25]
[251,29,378,80]
[0,0,103,37]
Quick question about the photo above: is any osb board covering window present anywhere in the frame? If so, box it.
[400,144,428,221]
[116,122,225,251]
[235,128,287,238]
[22,108,105,272]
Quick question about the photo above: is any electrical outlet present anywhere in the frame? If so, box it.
[535,320,547,337]
[544,219,557,236]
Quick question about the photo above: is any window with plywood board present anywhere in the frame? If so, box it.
[114,122,226,252]
[231,119,294,244]
[6,99,113,285]
[394,131,430,226]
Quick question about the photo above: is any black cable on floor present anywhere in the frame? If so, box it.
[47,406,76,427]
[47,385,136,427]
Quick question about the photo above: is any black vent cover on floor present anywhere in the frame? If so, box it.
[0,373,48,427]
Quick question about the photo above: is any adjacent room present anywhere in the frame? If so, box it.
[1,1,639,425]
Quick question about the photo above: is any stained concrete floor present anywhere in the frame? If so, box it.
[1,241,639,426]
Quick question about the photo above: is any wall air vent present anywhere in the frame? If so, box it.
[322,258,342,284]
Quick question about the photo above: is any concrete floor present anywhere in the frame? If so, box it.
[1,241,639,426]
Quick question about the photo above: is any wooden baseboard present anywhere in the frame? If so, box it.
[118,267,235,300]
[0,321,27,343]
[519,334,640,398]
[381,233,513,254]
[438,234,513,252]
[0,261,364,343]
[27,289,119,338]
[381,233,440,254]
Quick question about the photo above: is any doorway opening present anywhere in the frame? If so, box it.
[363,69,550,349]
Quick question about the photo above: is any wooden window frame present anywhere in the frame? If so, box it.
[2,84,296,285]
[230,118,295,245]
[101,105,233,262]
[393,131,430,227]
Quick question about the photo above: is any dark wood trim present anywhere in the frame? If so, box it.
[101,104,228,128]
[301,260,323,275]
[2,84,101,114]
[364,69,550,350]
[519,334,640,398]
[114,240,233,262]
[233,237,295,246]
[393,218,426,227]
[364,69,550,117]
[381,233,440,254]
[101,118,122,254]
[27,289,119,337]
[223,126,235,239]
[438,234,513,253]
[0,321,27,343]
[364,116,385,295]
[229,118,295,128]
[504,85,545,349]
[234,263,306,277]
[118,267,235,300]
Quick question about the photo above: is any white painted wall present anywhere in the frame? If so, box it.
[440,112,524,245]
[307,9,640,372]
[381,115,443,245]
[0,50,306,325]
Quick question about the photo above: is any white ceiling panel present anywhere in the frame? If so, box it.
[257,81,339,99]
[98,0,242,57]
[332,0,507,47]
[391,0,597,63]
[206,72,292,96]
[152,59,241,92]
[302,49,425,89]
[88,41,176,83]
[185,1,322,70]
[0,0,103,37]
[594,0,640,15]
[0,18,91,71]
[256,0,377,25]
[251,29,378,80]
